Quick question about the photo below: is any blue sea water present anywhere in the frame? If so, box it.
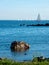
[0,20,49,61]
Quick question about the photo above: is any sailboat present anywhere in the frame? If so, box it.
[37,14,41,21]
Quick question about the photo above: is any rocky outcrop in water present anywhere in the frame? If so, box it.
[26,23,49,27]
[10,41,29,52]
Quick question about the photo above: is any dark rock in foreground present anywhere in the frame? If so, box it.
[10,41,29,52]
[33,56,49,62]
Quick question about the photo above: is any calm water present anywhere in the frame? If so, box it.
[0,20,49,61]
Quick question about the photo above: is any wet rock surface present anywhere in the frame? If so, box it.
[10,41,30,52]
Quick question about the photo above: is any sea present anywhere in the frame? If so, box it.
[0,20,49,61]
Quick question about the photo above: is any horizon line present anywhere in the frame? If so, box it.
[0,19,49,21]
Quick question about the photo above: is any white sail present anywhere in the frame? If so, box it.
[37,14,40,21]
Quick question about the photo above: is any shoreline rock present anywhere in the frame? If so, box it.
[32,56,49,62]
[10,41,30,52]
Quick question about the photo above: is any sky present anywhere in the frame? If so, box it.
[0,0,49,20]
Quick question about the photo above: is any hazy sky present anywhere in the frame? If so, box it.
[0,0,49,20]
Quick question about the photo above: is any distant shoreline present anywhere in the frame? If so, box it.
[19,23,49,27]
[26,23,49,26]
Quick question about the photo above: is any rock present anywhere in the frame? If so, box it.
[24,53,27,55]
[37,56,45,62]
[10,41,29,52]
[33,56,45,62]
[0,58,2,60]
[20,24,25,26]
